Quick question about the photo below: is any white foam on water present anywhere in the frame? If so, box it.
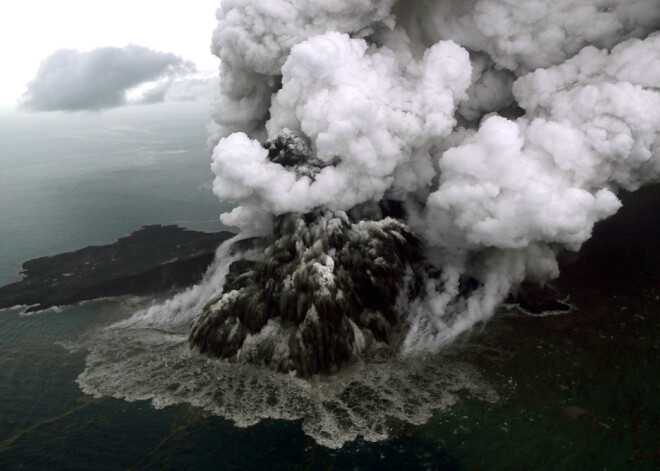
[73,309,497,449]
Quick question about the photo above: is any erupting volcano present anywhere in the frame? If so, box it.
[183,0,660,375]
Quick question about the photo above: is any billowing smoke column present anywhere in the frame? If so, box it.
[191,0,660,375]
[190,202,420,376]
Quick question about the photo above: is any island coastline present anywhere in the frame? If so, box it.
[0,225,235,313]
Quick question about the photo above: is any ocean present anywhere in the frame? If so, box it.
[0,103,658,470]
[0,103,231,286]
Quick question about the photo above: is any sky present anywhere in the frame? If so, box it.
[0,1,220,107]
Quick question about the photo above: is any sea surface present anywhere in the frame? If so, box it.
[0,103,231,286]
[0,104,658,470]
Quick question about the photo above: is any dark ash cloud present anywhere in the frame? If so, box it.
[19,44,196,111]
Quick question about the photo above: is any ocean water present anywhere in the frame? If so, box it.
[0,103,232,286]
[0,104,658,470]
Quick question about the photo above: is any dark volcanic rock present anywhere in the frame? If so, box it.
[0,225,234,312]
[189,208,421,377]
[265,128,326,179]
[189,128,422,376]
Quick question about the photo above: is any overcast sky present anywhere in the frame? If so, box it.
[0,1,220,107]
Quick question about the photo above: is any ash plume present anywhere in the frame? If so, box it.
[190,0,660,375]
[190,205,420,375]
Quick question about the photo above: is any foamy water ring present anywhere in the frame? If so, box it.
[73,315,496,449]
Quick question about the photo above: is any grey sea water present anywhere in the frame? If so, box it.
[0,103,658,470]
[0,103,231,286]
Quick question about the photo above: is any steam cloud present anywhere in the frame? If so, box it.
[191,0,660,374]
[19,44,207,111]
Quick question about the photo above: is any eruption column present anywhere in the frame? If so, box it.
[190,0,660,375]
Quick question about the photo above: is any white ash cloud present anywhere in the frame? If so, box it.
[19,45,197,111]
[204,0,660,358]
[207,0,398,141]
[212,32,471,223]
[406,32,660,351]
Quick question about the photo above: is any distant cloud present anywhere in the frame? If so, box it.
[134,72,218,105]
[19,44,199,111]
[163,72,218,102]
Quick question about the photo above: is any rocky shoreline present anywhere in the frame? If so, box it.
[0,225,234,313]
